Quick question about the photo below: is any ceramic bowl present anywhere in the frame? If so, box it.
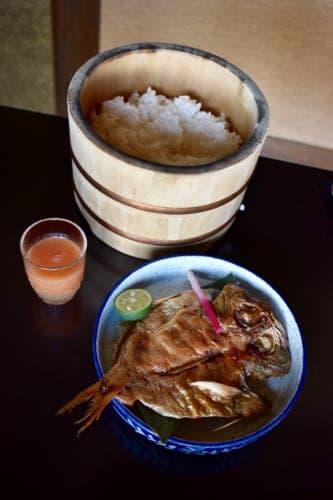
[93,255,305,454]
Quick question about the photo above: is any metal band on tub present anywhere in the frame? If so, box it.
[71,151,249,215]
[73,188,238,247]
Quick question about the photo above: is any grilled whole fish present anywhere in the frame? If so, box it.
[58,283,291,432]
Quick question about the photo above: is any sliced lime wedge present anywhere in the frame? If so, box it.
[114,288,153,321]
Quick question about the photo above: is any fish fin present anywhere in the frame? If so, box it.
[74,391,116,435]
[212,418,242,432]
[57,379,122,432]
[57,380,102,414]
[190,380,270,418]
[152,292,179,305]
[190,381,242,400]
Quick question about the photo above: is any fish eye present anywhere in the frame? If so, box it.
[235,305,262,327]
[255,334,276,354]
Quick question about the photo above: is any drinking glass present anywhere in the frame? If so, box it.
[20,218,87,305]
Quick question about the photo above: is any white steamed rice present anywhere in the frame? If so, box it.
[90,87,242,166]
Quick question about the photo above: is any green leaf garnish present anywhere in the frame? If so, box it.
[202,272,235,291]
[137,402,179,443]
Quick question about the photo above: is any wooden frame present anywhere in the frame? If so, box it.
[51,0,100,116]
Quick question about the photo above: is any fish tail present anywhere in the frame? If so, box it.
[75,390,118,435]
[57,380,102,414]
[57,379,122,433]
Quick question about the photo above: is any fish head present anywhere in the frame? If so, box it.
[213,283,291,378]
[246,317,291,379]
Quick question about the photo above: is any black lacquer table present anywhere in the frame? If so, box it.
[1,106,332,497]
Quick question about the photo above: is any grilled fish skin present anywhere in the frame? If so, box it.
[117,355,270,419]
[58,284,290,433]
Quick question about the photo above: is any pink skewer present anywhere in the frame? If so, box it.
[187,271,222,334]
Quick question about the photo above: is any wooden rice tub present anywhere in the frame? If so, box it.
[67,42,269,259]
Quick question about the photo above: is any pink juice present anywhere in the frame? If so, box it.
[24,235,85,304]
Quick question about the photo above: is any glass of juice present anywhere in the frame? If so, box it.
[20,218,87,305]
